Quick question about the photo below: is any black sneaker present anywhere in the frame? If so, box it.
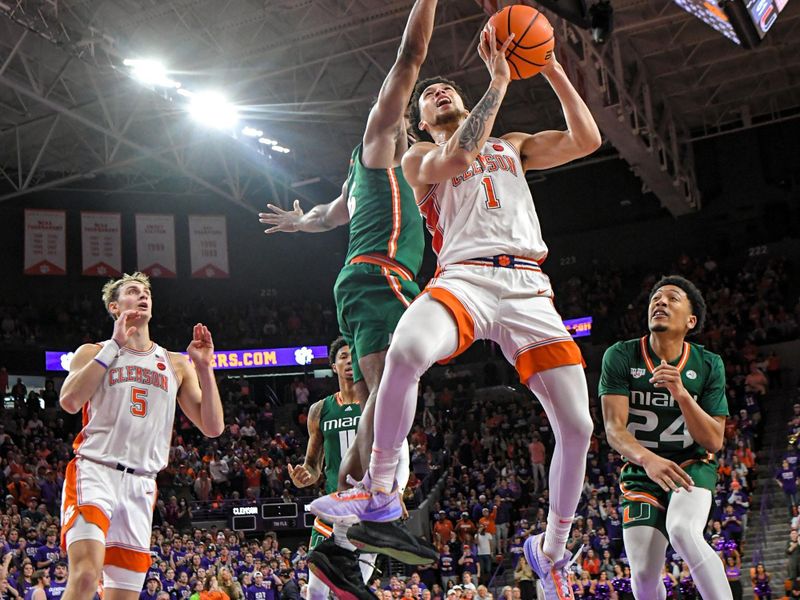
[347,519,439,565]
[307,538,375,600]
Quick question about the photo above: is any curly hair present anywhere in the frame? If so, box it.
[648,275,707,336]
[408,76,471,143]
[328,336,349,366]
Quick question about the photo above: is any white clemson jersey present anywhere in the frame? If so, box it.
[73,341,179,474]
[417,137,548,267]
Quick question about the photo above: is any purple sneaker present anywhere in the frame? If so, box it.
[523,533,575,600]
[309,475,402,525]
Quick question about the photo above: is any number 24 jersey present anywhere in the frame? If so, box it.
[598,335,729,462]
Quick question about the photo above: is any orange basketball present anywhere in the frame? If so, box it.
[487,4,555,80]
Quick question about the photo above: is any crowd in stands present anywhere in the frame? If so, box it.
[0,250,796,600]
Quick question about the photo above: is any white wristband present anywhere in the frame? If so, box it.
[94,341,120,369]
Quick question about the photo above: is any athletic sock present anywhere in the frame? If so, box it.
[543,510,573,561]
[333,523,357,552]
[369,446,401,492]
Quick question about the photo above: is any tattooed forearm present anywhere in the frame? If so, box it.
[457,87,502,152]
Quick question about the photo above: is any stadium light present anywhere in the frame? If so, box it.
[258,137,278,146]
[123,58,180,88]
[188,92,238,129]
[272,145,291,154]
[242,126,263,138]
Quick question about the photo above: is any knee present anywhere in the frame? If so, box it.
[665,518,700,554]
[386,335,434,379]
[68,565,102,592]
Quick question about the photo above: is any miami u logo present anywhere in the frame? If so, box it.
[623,503,652,524]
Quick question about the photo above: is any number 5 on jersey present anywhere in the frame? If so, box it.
[130,387,148,418]
[481,176,501,210]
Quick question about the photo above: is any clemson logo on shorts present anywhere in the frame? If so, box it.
[63,504,76,524]
[498,255,511,267]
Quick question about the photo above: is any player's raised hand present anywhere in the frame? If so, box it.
[650,360,688,399]
[641,453,694,493]
[187,323,215,368]
[259,200,304,234]
[287,463,315,488]
[478,23,514,83]
[112,309,141,347]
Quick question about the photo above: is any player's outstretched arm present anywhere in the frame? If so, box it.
[175,323,224,438]
[60,309,140,413]
[362,0,439,168]
[403,25,514,187]
[601,394,694,493]
[258,183,349,234]
[503,57,602,171]
[288,400,324,487]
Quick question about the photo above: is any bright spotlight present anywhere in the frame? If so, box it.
[272,146,291,154]
[242,126,263,138]
[189,92,238,129]
[258,137,278,146]
[123,58,180,88]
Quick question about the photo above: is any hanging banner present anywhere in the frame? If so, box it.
[24,209,66,275]
[135,214,176,278]
[81,212,122,277]
[189,215,230,278]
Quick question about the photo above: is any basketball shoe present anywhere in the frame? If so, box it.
[523,532,576,599]
[309,473,402,525]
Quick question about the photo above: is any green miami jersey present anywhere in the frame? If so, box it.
[598,335,729,463]
[319,393,362,494]
[344,144,424,276]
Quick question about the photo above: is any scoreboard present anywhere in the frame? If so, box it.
[672,0,791,47]
[230,501,314,532]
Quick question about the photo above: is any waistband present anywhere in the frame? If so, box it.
[78,455,157,479]
[349,253,414,281]
[457,254,541,271]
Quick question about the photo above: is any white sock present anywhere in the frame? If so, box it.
[542,510,572,561]
[333,522,357,552]
[369,446,401,492]
[306,571,330,600]
[359,552,378,583]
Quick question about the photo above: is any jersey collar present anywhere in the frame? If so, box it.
[639,335,690,374]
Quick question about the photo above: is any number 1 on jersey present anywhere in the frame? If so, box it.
[338,429,356,461]
[130,387,148,418]
[481,175,501,210]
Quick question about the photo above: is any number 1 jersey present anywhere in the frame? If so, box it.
[73,340,179,474]
[417,137,548,267]
[598,335,729,463]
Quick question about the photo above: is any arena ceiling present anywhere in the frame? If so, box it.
[0,0,798,215]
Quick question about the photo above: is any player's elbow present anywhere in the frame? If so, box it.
[204,423,225,438]
[397,45,427,68]
[576,133,602,155]
[59,393,82,414]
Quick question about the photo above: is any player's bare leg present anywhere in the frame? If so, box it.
[104,589,140,600]
[62,540,104,600]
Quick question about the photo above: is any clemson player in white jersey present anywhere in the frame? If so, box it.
[309,25,601,600]
[58,272,224,600]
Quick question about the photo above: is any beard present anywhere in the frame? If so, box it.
[432,106,466,127]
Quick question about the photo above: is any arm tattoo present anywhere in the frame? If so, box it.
[457,87,501,152]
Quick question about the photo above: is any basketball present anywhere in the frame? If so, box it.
[488,4,555,80]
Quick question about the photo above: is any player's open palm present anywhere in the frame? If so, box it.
[259,200,304,234]
[112,309,140,348]
[642,453,694,493]
[288,463,314,488]
[187,323,215,368]
[478,24,514,82]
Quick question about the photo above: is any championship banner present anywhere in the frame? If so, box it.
[24,209,66,275]
[81,212,122,277]
[189,215,229,278]
[135,214,176,278]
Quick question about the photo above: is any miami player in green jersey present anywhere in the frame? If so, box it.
[258,0,439,591]
[599,276,731,600]
[288,338,371,600]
